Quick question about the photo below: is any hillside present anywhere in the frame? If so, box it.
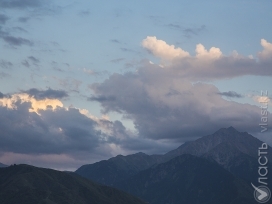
[0,164,145,204]
[116,154,255,204]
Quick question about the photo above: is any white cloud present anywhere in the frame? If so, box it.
[258,39,272,60]
[141,36,272,80]
[195,43,222,59]
[142,36,189,61]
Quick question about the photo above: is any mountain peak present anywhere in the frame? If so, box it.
[227,126,237,131]
[216,126,238,134]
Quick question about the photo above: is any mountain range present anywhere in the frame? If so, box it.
[75,127,270,203]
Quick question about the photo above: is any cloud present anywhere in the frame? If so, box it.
[0,0,43,9]
[0,14,9,24]
[0,91,5,98]
[183,25,206,38]
[23,88,68,100]
[21,60,30,67]
[195,43,222,59]
[12,26,28,33]
[92,76,269,140]
[110,58,125,63]
[141,36,272,80]
[142,36,190,61]
[18,17,29,23]
[28,56,40,63]
[110,39,121,44]
[78,10,90,16]
[0,93,64,114]
[0,60,13,69]
[2,36,33,46]
[90,38,272,141]
[258,39,272,61]
[166,24,206,38]
[88,95,116,102]
[0,72,10,79]
[218,91,243,98]
[166,23,182,29]
[0,91,171,169]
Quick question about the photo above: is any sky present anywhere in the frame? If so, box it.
[0,0,272,170]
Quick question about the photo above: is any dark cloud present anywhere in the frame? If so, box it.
[166,23,182,30]
[88,95,116,102]
[18,17,29,23]
[0,27,32,47]
[0,60,13,69]
[90,64,271,141]
[21,60,30,67]
[0,92,171,169]
[0,0,43,9]
[2,36,33,46]
[110,58,124,63]
[23,88,69,100]
[0,103,99,155]
[0,14,9,24]
[110,39,121,44]
[12,26,28,32]
[183,25,206,38]
[218,91,243,98]
[120,47,138,53]
[78,10,90,16]
[28,56,40,63]
[0,27,8,36]
[0,72,10,79]
[0,91,4,98]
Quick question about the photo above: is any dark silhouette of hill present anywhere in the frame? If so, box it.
[76,152,160,186]
[74,127,271,203]
[0,164,145,204]
[116,154,256,204]
[76,127,270,187]
[0,162,7,168]
[162,127,272,186]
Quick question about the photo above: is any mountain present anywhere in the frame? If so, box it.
[116,154,255,204]
[0,162,7,168]
[163,126,271,160]
[162,127,272,185]
[76,152,160,186]
[0,164,145,204]
[76,127,270,186]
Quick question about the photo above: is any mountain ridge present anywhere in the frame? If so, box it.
[0,164,145,204]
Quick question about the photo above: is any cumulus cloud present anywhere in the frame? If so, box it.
[142,36,190,61]
[141,36,272,80]
[195,43,222,59]
[258,39,272,61]
[90,46,272,141]
[0,93,63,114]
[91,67,270,142]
